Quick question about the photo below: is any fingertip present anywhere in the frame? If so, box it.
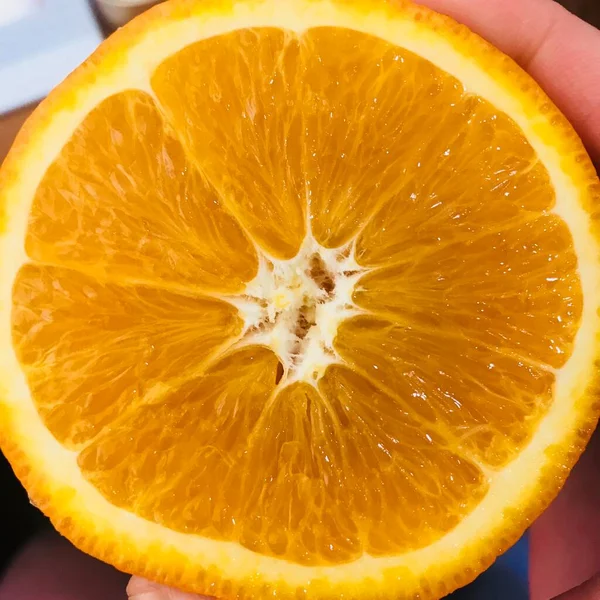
[127,576,215,600]
[126,577,162,599]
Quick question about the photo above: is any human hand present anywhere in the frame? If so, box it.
[126,1,600,598]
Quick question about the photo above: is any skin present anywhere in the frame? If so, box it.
[128,1,600,598]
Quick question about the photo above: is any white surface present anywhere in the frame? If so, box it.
[0,0,41,27]
[0,0,103,113]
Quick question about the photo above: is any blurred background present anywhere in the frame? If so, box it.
[0,1,597,599]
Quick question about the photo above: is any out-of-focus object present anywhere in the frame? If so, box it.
[94,0,164,30]
[0,0,41,27]
[0,0,103,114]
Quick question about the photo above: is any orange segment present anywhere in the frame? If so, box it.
[318,366,487,555]
[302,28,475,248]
[26,91,257,293]
[334,316,557,466]
[355,99,554,266]
[354,214,582,369]
[12,263,243,447]
[234,381,349,565]
[152,29,305,259]
[78,346,280,532]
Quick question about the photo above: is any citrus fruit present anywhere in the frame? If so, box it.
[1,0,599,598]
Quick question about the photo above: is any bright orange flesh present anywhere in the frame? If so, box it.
[10,24,583,569]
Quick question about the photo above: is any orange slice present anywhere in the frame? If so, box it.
[1,1,600,599]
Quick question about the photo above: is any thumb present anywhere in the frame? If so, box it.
[553,573,600,599]
[126,576,214,600]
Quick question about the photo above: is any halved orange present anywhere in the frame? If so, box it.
[1,1,600,599]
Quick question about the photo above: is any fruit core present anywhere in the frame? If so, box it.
[233,236,364,385]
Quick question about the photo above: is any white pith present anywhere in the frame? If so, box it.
[228,233,367,386]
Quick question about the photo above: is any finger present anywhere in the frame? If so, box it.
[126,576,214,600]
[553,573,600,599]
[414,0,600,163]
[529,432,600,599]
